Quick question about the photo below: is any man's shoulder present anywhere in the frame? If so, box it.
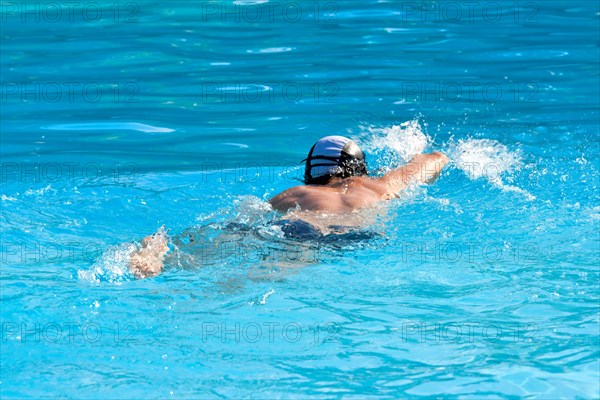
[269,185,309,205]
[271,177,385,201]
[278,185,312,196]
[345,175,388,195]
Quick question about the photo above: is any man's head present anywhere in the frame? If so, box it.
[303,136,368,185]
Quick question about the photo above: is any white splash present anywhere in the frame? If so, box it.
[78,242,137,283]
[447,138,535,200]
[24,185,54,196]
[259,289,275,304]
[250,289,275,306]
[366,120,431,163]
[233,195,273,225]
[588,206,600,221]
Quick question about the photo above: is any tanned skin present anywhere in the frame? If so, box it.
[269,152,450,213]
[130,151,449,278]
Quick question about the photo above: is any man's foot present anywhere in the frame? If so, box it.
[129,227,169,279]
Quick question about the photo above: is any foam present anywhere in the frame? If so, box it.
[233,195,274,225]
[78,242,137,283]
[447,138,535,200]
[366,119,431,163]
[360,120,534,200]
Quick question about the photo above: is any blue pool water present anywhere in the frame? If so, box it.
[1,1,599,398]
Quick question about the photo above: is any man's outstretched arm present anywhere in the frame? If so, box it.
[376,152,450,196]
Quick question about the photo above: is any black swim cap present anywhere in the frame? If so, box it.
[303,136,368,185]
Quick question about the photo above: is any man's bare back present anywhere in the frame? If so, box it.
[270,152,449,213]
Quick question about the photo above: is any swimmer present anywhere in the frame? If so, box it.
[129,135,449,278]
[270,135,448,213]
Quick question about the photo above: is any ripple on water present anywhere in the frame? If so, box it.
[42,122,175,133]
[246,47,294,54]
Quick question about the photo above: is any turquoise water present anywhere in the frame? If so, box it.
[1,0,599,398]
